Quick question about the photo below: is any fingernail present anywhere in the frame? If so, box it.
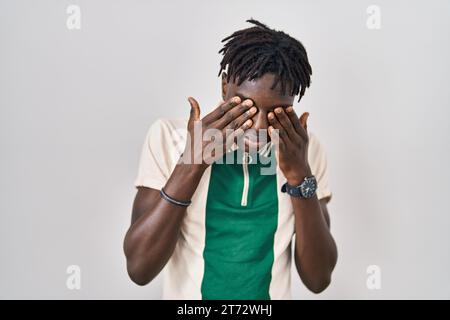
[243,99,253,107]
[249,107,257,114]
[286,106,293,113]
[268,112,274,119]
[275,107,282,114]
[232,96,241,104]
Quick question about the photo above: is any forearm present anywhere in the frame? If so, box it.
[124,163,206,285]
[292,194,337,293]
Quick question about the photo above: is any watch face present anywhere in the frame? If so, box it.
[300,177,317,198]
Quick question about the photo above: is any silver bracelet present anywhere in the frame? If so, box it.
[160,188,192,207]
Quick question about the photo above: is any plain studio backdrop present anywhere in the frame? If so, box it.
[1,0,449,299]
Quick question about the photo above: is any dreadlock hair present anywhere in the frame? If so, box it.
[218,19,312,102]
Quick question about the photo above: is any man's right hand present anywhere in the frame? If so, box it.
[124,96,257,286]
[181,96,257,168]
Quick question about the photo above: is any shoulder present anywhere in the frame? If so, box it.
[147,117,188,136]
[145,117,188,146]
[141,118,189,166]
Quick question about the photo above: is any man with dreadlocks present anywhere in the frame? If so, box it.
[124,19,337,299]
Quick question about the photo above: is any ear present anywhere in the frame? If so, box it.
[221,72,228,101]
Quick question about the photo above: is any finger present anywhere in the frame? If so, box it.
[187,97,201,124]
[268,111,291,144]
[223,106,257,131]
[202,96,241,125]
[299,112,309,133]
[297,112,309,140]
[214,98,254,129]
[225,119,253,149]
[274,107,299,141]
[268,125,285,151]
[285,106,307,139]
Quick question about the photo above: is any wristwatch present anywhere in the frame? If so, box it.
[281,176,317,199]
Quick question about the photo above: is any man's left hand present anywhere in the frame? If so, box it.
[267,106,311,186]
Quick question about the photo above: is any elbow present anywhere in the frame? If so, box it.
[123,226,174,286]
[301,248,338,294]
[295,256,336,294]
[126,259,163,286]
[306,274,331,294]
[123,233,154,286]
[125,242,157,286]
[126,260,153,286]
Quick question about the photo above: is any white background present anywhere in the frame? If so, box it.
[1,0,449,299]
